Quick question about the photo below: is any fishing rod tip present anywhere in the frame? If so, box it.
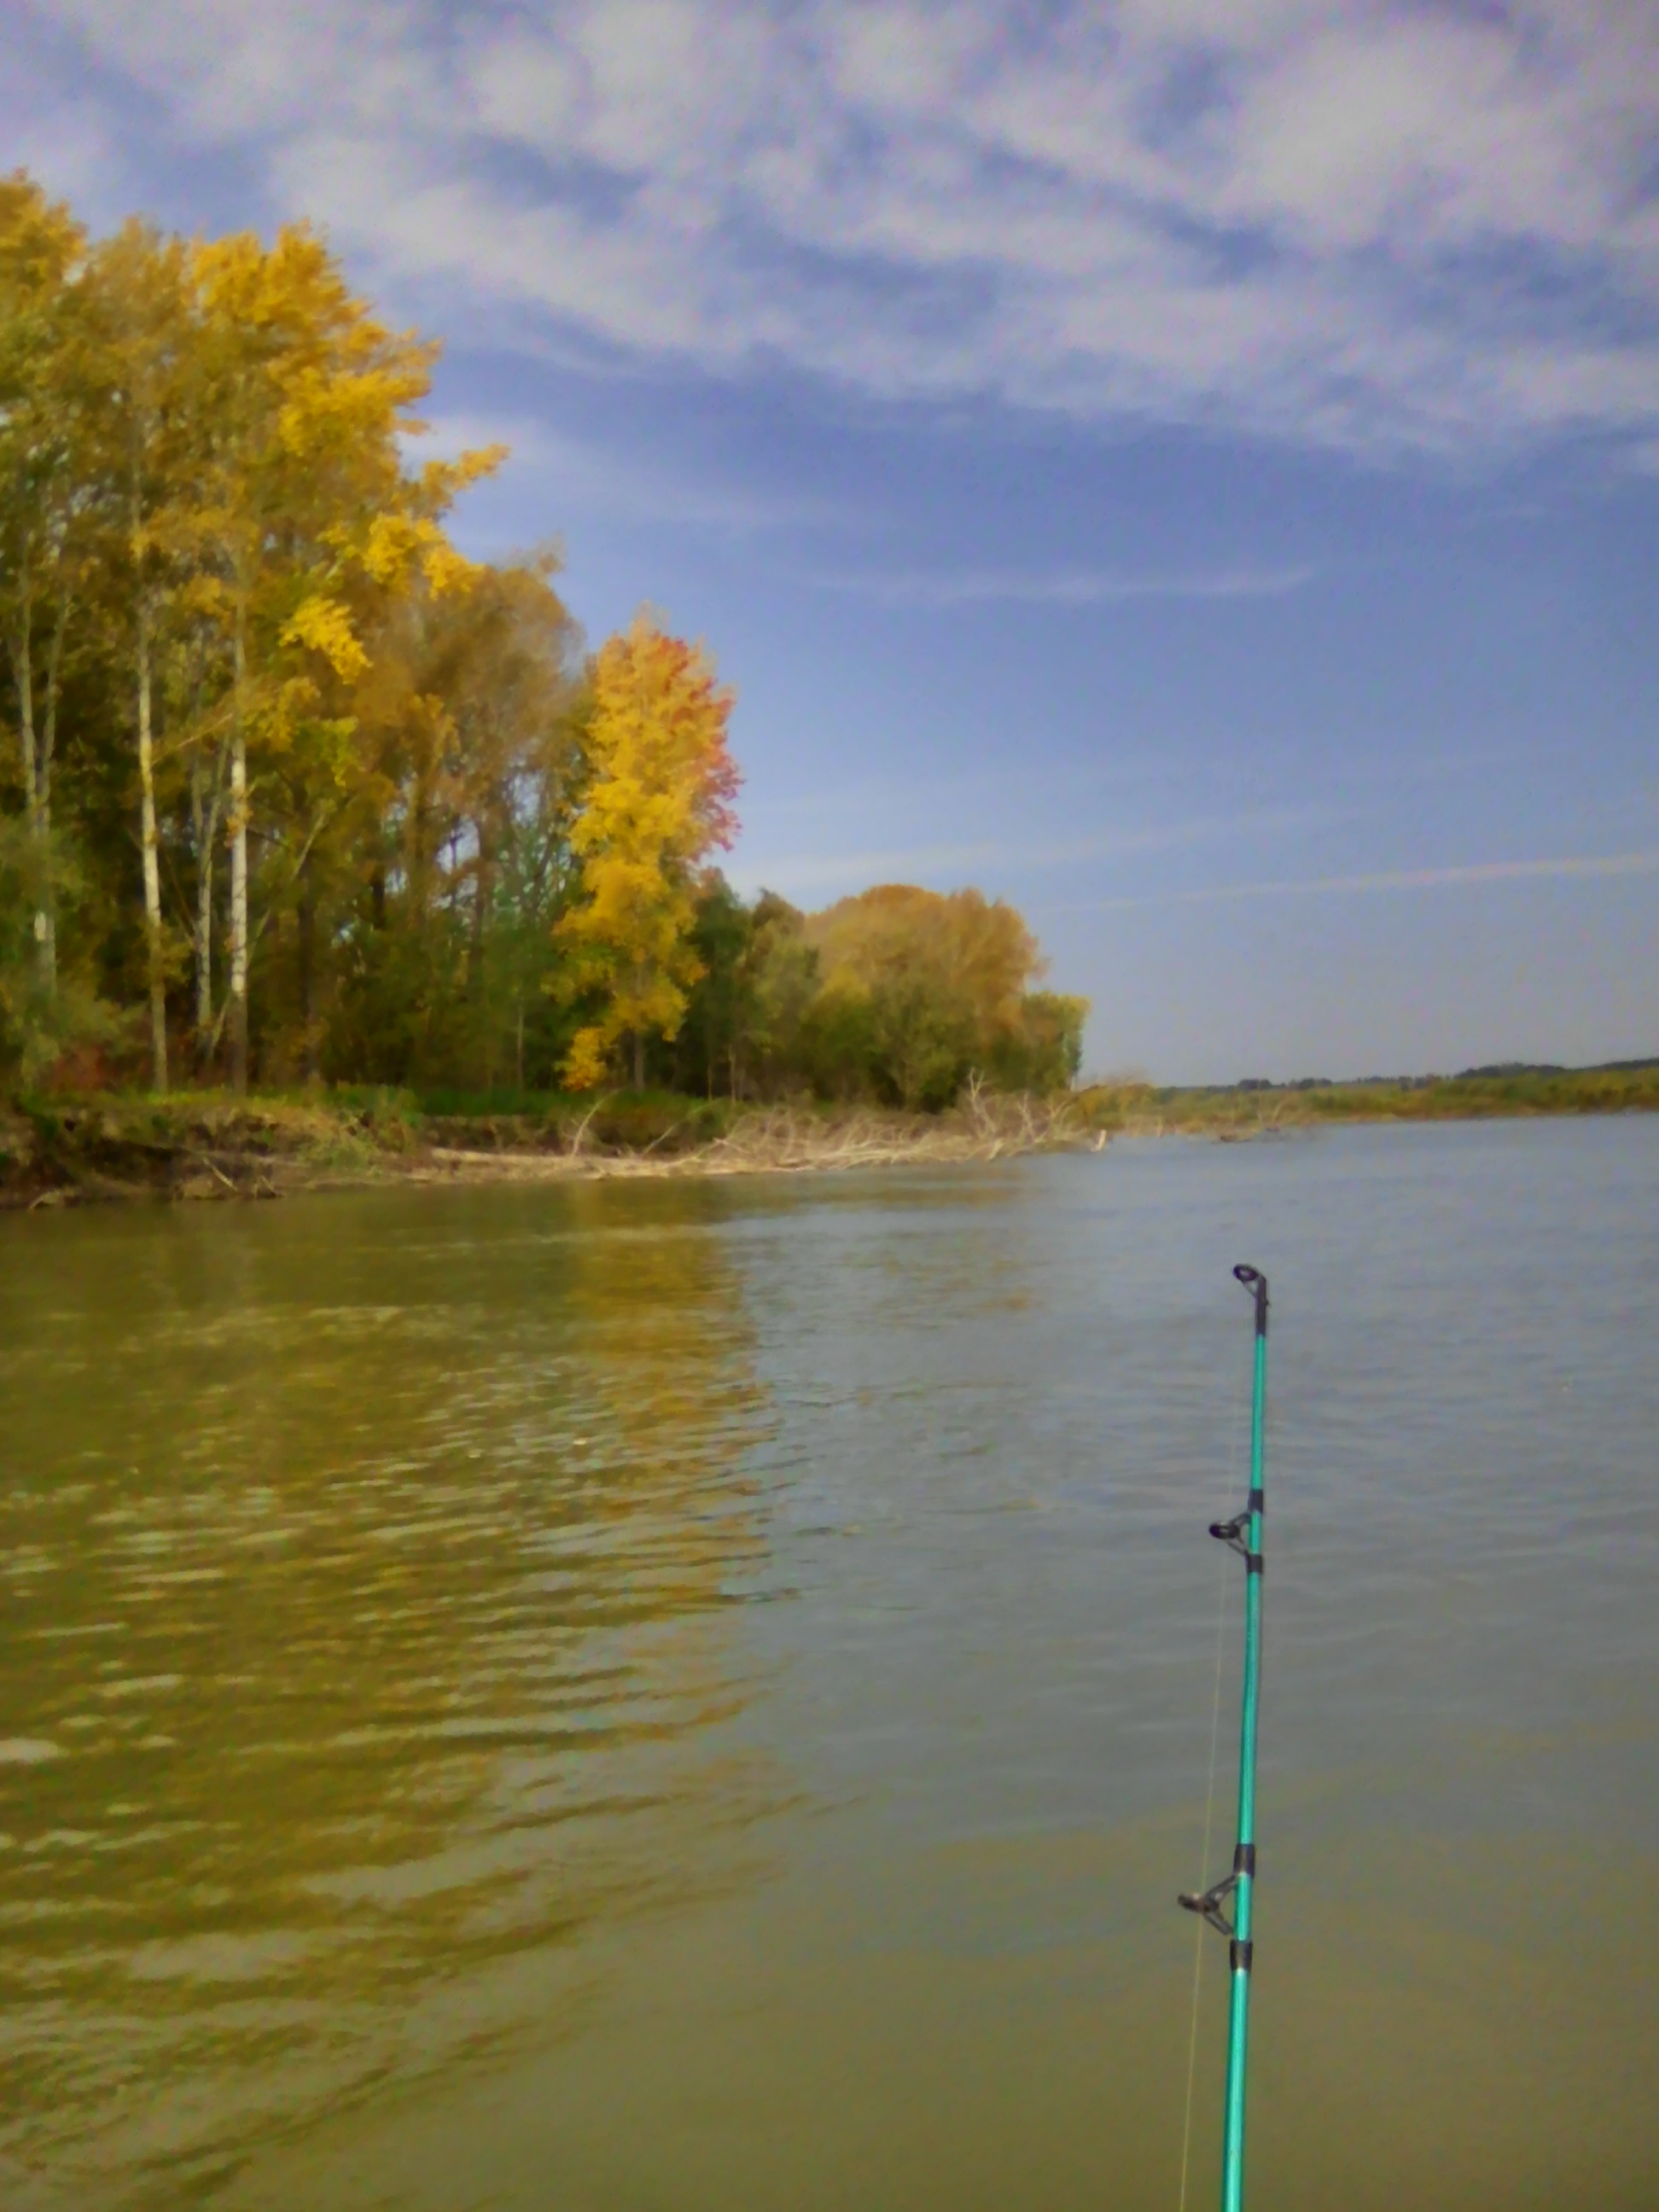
[1232,1264,1270,1328]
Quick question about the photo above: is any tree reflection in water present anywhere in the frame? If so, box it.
[0,1185,777,2205]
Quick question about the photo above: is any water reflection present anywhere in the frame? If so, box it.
[3,1126,1657,2212]
[0,1186,774,2205]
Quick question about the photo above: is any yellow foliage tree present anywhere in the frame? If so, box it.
[806,884,1070,1108]
[0,173,89,1013]
[187,223,499,1088]
[557,615,738,1090]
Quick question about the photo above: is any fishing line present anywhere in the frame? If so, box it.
[1176,1536,1231,2212]
[1175,1320,1254,2212]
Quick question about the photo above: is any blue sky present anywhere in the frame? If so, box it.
[9,0,1659,1080]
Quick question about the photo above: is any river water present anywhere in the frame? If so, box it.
[2,1119,1656,2210]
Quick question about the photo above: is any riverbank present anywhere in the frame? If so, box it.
[0,1089,1096,1208]
[3,1062,1655,1208]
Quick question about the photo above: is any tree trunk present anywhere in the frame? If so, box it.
[229,607,249,1096]
[37,588,67,1002]
[7,567,53,993]
[469,822,495,1089]
[632,1030,645,1091]
[298,854,318,1083]
[191,751,217,1068]
[467,826,492,1003]
[11,611,35,824]
[137,602,167,1091]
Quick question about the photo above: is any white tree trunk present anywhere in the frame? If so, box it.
[191,753,215,1056]
[37,591,65,1002]
[229,608,249,1094]
[137,603,167,1091]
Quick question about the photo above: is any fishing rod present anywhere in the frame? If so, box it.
[1179,1262,1269,2212]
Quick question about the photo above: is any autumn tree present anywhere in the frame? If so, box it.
[84,218,205,1088]
[189,223,496,1090]
[0,171,1096,1111]
[0,175,90,1022]
[439,556,585,1086]
[805,884,1078,1109]
[556,616,738,1091]
[324,552,579,1087]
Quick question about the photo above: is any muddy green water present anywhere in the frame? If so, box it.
[2,1120,1656,2210]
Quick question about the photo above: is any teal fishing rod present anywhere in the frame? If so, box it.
[1179,1263,1269,2212]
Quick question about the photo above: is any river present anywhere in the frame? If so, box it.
[2,1118,1656,2209]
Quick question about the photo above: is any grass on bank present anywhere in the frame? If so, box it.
[3,1063,1656,1206]
[0,1085,835,1202]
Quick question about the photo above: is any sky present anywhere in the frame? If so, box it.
[8,0,1659,1082]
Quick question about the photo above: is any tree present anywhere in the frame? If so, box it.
[0,168,1098,1115]
[674,873,759,1097]
[987,989,1089,1091]
[556,616,738,1091]
[323,551,580,1088]
[0,175,90,1010]
[88,218,202,1089]
[189,221,495,1091]
[806,884,1048,1109]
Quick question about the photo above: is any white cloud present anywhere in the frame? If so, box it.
[23,0,1659,451]
[1074,847,1659,910]
[815,562,1318,606]
[733,803,1338,896]
[405,411,842,532]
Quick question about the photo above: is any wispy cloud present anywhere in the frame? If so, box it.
[1069,848,1659,912]
[731,805,1338,897]
[731,839,1004,896]
[405,412,839,533]
[20,0,1659,455]
[815,563,1318,608]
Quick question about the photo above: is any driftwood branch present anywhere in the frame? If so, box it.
[567,1091,614,1157]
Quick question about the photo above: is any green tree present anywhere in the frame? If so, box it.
[674,873,755,1097]
[324,552,579,1089]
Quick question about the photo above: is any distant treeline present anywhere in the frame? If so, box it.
[0,172,1083,1109]
[1080,1062,1659,1132]
[1220,1058,1659,1092]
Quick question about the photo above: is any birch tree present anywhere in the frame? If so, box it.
[89,220,203,1089]
[0,177,89,1010]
